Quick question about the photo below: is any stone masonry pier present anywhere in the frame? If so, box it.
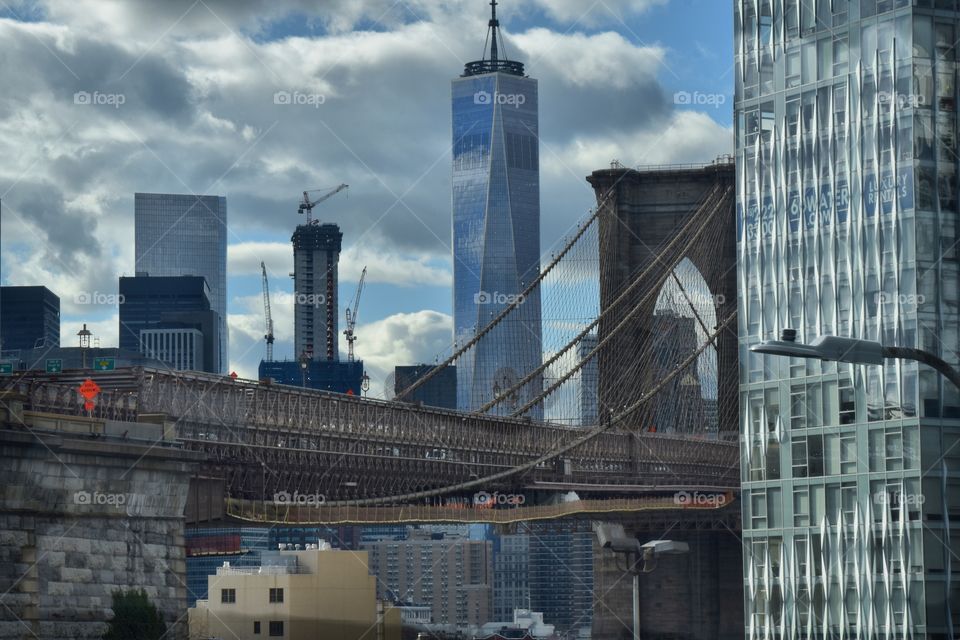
[0,392,202,640]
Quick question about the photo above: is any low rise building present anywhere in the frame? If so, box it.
[188,541,400,640]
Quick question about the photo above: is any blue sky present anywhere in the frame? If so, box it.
[0,0,734,388]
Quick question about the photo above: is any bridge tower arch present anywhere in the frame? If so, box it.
[587,161,738,436]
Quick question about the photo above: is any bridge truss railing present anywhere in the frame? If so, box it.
[2,368,739,502]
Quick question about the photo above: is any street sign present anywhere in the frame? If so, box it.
[45,359,63,373]
[92,357,115,371]
[78,379,101,399]
[0,363,12,375]
[78,378,100,412]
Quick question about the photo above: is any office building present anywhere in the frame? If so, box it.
[736,1,960,636]
[452,2,543,417]
[188,543,400,640]
[292,223,341,362]
[0,286,59,351]
[650,311,710,434]
[526,521,592,636]
[139,328,204,371]
[258,358,364,395]
[363,528,492,628]
[492,533,529,622]
[394,364,457,409]
[134,193,228,372]
[118,275,220,374]
[576,333,599,426]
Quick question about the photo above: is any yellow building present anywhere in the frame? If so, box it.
[189,541,401,640]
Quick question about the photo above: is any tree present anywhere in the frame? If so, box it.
[102,588,168,640]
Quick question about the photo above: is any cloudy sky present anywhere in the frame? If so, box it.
[0,0,733,390]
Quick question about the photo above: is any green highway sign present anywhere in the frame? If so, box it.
[92,358,115,371]
[0,363,12,375]
[46,359,63,373]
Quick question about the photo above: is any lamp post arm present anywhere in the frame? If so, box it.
[882,346,960,393]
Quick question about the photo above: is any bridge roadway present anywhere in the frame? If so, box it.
[3,367,740,504]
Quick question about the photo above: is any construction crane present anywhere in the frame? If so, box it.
[298,183,348,224]
[260,261,275,361]
[344,266,367,362]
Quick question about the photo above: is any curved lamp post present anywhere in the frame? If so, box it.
[750,329,960,391]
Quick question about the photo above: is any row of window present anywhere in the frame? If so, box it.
[745,478,931,529]
[220,587,283,603]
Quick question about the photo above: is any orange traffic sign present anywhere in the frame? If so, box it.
[78,379,101,400]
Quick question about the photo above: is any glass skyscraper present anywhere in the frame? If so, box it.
[134,193,228,373]
[737,1,960,637]
[452,2,542,416]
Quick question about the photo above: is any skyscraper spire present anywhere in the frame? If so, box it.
[488,0,499,63]
[462,0,524,77]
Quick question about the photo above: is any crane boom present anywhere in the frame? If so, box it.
[344,266,367,362]
[261,261,275,361]
[298,183,348,223]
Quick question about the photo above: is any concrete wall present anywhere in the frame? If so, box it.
[592,525,744,640]
[0,408,200,640]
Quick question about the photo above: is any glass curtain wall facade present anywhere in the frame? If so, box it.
[134,193,228,373]
[737,1,960,637]
[452,72,543,417]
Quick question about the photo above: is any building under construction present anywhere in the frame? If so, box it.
[292,222,341,362]
[258,190,364,394]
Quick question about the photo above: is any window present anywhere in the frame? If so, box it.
[269,621,284,637]
[254,621,261,634]
[221,588,236,604]
[269,588,284,603]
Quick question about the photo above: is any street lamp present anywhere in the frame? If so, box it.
[593,522,689,640]
[298,352,310,388]
[751,329,960,391]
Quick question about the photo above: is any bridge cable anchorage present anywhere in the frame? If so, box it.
[322,311,736,507]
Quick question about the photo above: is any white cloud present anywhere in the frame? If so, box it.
[530,0,668,25]
[513,28,664,90]
[545,110,733,177]
[353,310,453,397]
